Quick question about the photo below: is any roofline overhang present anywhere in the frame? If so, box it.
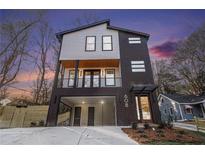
[55,19,150,42]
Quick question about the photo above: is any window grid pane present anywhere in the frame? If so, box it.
[86,36,95,51]
[103,36,112,51]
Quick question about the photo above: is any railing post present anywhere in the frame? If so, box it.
[74,60,79,88]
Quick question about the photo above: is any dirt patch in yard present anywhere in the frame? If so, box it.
[122,127,205,145]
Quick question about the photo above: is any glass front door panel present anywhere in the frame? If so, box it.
[105,70,115,86]
[68,70,75,87]
[93,71,100,87]
[140,96,151,120]
[84,71,91,87]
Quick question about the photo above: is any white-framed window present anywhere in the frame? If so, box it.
[185,108,193,114]
[85,36,96,51]
[128,37,141,44]
[102,35,112,51]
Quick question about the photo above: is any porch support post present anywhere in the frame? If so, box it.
[200,103,205,118]
[74,60,79,88]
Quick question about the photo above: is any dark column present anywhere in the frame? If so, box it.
[74,60,79,88]
[46,60,61,126]
[46,95,61,126]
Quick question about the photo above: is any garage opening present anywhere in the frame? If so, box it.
[57,96,116,126]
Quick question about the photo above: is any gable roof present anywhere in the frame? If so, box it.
[56,19,150,41]
[161,93,205,104]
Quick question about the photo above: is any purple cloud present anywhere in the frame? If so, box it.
[150,41,178,58]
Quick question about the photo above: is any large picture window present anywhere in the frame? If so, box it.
[85,36,96,51]
[102,36,112,51]
[68,70,75,87]
[105,69,115,86]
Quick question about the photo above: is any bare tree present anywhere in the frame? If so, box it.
[0,18,41,98]
[154,59,179,94]
[72,12,100,27]
[32,21,59,104]
[155,23,205,95]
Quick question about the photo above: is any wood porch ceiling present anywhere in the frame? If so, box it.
[61,59,120,68]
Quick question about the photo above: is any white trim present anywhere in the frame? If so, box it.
[128,37,141,41]
[131,65,145,68]
[129,40,141,44]
[131,61,144,64]
[132,68,146,72]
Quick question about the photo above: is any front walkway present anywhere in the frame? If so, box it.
[0,126,137,145]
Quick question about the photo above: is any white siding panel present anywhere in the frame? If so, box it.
[60,24,120,60]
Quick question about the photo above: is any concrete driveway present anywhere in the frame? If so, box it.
[0,126,137,145]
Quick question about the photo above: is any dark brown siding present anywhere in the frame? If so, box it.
[118,31,161,124]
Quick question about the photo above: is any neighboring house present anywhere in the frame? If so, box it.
[47,19,161,126]
[0,98,12,106]
[158,93,205,122]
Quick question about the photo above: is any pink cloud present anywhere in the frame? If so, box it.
[150,41,178,58]
[16,69,55,83]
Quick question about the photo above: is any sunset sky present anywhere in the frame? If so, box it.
[1,9,205,97]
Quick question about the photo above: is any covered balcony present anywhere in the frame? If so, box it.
[57,59,122,88]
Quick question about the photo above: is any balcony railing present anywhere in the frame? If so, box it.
[57,77,122,88]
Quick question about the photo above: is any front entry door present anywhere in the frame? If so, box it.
[135,96,152,122]
[74,107,81,126]
[88,107,95,126]
[83,70,100,88]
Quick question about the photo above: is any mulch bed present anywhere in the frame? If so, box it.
[122,127,205,144]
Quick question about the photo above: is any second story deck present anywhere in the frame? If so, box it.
[57,59,122,88]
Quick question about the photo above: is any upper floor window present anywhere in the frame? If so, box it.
[102,36,112,51]
[85,36,96,51]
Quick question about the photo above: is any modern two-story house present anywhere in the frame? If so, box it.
[46,19,161,127]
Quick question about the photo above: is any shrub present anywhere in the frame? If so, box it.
[30,122,37,127]
[39,120,45,126]
[156,129,164,134]
[140,134,148,138]
[158,123,166,129]
[177,130,186,135]
[132,122,138,130]
[137,128,145,133]
[144,123,150,129]
[167,123,173,129]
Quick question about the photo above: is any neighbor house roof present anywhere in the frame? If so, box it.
[161,93,205,104]
[56,19,150,41]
